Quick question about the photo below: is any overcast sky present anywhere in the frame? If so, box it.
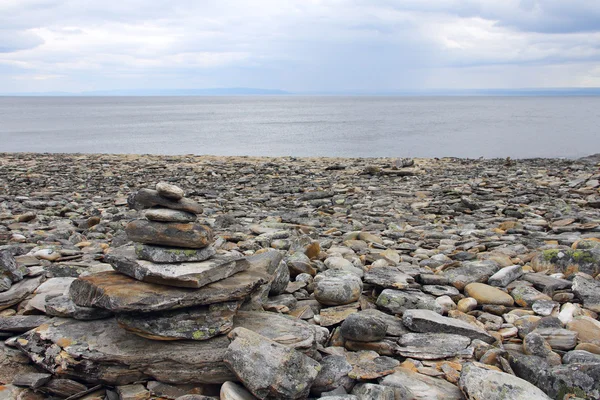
[1,0,600,93]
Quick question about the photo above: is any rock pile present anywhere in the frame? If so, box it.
[0,153,600,399]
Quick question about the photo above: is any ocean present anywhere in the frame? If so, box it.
[1,96,599,158]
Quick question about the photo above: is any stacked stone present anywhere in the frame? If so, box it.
[70,182,277,342]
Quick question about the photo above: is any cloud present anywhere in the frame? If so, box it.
[0,0,599,92]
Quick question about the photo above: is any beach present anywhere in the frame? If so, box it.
[1,152,600,399]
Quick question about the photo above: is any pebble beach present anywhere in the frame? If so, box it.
[1,152,600,400]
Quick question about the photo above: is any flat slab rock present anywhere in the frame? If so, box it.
[364,267,414,289]
[403,309,495,344]
[0,276,45,311]
[128,188,203,214]
[106,246,247,288]
[117,301,240,341]
[396,333,472,360]
[125,219,213,249]
[17,318,235,385]
[379,368,464,400]
[134,243,215,263]
[70,251,282,313]
[0,315,51,333]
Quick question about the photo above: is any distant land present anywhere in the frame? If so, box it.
[2,87,600,96]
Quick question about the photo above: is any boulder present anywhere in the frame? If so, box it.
[223,327,321,399]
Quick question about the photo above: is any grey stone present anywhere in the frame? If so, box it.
[351,383,395,400]
[563,350,600,364]
[314,269,363,306]
[144,208,196,222]
[107,247,246,288]
[220,381,257,400]
[402,309,495,344]
[0,315,51,332]
[45,295,113,320]
[459,362,551,400]
[442,261,500,290]
[310,355,353,396]
[340,311,388,342]
[125,219,213,249]
[487,265,523,287]
[116,301,240,340]
[572,275,600,312]
[11,372,52,389]
[396,333,472,360]
[135,243,216,263]
[128,188,202,214]
[0,276,45,311]
[376,289,443,315]
[363,267,414,289]
[156,182,185,200]
[223,327,320,399]
[379,369,463,400]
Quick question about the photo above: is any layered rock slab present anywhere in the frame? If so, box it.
[16,318,235,385]
[125,220,213,249]
[70,251,282,313]
[106,247,247,288]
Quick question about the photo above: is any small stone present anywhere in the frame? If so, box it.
[156,182,185,200]
[510,285,552,307]
[532,300,559,316]
[128,188,202,214]
[465,283,514,306]
[351,383,395,400]
[12,372,52,389]
[220,381,257,400]
[487,265,523,287]
[457,298,478,313]
[144,208,197,223]
[116,384,150,400]
[134,243,216,263]
[534,327,578,351]
[33,249,61,261]
[376,289,443,315]
[310,355,353,396]
[567,316,600,346]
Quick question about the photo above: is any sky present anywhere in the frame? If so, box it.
[1,0,600,93]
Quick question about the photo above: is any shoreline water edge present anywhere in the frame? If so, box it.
[1,152,600,399]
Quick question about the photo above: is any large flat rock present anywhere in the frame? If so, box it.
[106,247,248,288]
[403,309,495,344]
[16,318,234,385]
[70,252,282,313]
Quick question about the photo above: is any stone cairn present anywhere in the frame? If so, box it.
[71,182,276,341]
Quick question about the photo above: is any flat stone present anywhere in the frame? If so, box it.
[45,295,113,320]
[12,372,52,389]
[379,368,464,400]
[125,220,213,249]
[533,248,600,278]
[0,276,45,311]
[442,261,500,290]
[376,289,443,315]
[134,243,215,263]
[402,309,495,344]
[17,318,235,385]
[511,284,552,307]
[464,283,514,306]
[128,188,202,214]
[319,302,360,327]
[360,309,408,336]
[421,285,460,298]
[0,315,51,333]
[364,267,414,289]
[223,327,321,399]
[522,273,572,296]
[572,275,600,312]
[345,350,399,380]
[563,350,600,364]
[534,327,578,351]
[116,301,240,340]
[459,362,551,400]
[70,251,281,312]
[487,265,523,287]
[0,249,26,286]
[144,208,196,222]
[116,383,150,400]
[156,182,185,200]
[314,269,363,306]
[396,333,472,360]
[107,247,247,288]
[44,378,88,397]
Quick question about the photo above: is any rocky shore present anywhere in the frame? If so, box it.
[1,152,600,400]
